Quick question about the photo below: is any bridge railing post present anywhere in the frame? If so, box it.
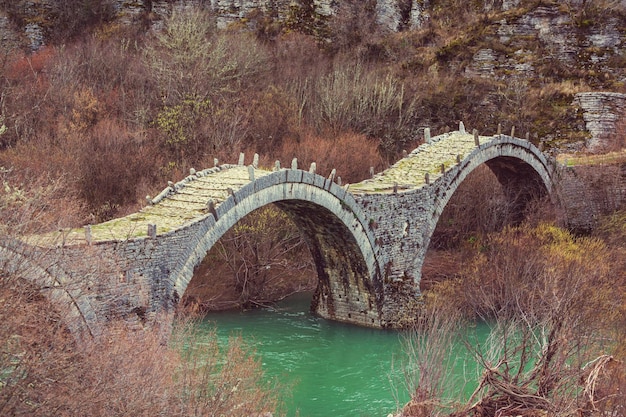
[84,225,92,245]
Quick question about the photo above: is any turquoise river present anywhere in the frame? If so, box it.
[196,293,489,417]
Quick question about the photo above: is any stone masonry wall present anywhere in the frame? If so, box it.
[556,162,626,232]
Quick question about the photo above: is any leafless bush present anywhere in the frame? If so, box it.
[76,119,157,221]
[278,131,385,183]
[186,206,315,311]
[398,305,463,417]
[327,0,384,58]
[291,61,419,156]
[144,8,269,104]
[429,165,513,250]
[0,166,84,234]
[0,290,284,417]
[422,224,626,416]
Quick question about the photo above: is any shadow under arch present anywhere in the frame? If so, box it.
[172,170,384,327]
[417,136,555,281]
[0,242,99,341]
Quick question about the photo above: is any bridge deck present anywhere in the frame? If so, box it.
[29,166,273,246]
[349,131,487,193]
[27,131,490,246]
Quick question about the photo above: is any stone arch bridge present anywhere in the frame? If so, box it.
[2,128,558,338]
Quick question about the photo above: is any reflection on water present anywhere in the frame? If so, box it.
[196,292,488,417]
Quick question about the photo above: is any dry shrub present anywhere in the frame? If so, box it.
[245,85,300,154]
[154,96,250,167]
[0,166,85,234]
[75,119,157,221]
[412,224,626,416]
[420,223,626,417]
[144,8,269,104]
[399,305,463,417]
[0,47,56,148]
[185,205,315,311]
[278,131,385,183]
[271,31,329,83]
[47,34,155,125]
[304,61,419,156]
[0,284,284,417]
[608,115,626,152]
[327,0,385,58]
[429,165,512,250]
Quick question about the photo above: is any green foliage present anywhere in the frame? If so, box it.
[155,97,211,147]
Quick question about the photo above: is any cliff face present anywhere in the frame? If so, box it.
[458,4,626,150]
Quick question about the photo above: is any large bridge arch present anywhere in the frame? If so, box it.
[0,242,99,340]
[171,169,384,327]
[417,135,555,280]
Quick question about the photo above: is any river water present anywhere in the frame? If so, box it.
[197,293,488,417]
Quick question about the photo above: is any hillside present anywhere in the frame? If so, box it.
[0,0,624,224]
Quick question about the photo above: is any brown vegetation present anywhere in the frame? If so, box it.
[184,206,316,311]
[1,2,625,415]
[0,170,285,417]
[0,283,284,417]
[402,221,626,417]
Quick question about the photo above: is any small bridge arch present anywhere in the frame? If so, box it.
[429,135,554,226]
[411,135,556,284]
[351,131,557,321]
[0,242,99,340]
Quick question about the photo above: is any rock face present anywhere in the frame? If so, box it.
[575,92,626,153]
[558,162,626,232]
[468,5,625,81]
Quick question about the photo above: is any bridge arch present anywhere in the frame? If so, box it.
[0,242,99,340]
[172,170,384,327]
[418,135,555,280]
